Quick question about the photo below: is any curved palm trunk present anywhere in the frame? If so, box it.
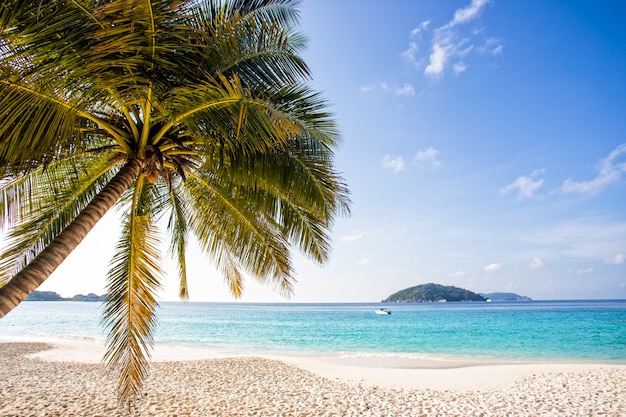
[0,159,143,318]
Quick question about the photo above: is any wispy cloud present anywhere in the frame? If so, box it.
[402,42,419,64]
[577,268,594,275]
[448,270,468,278]
[395,83,415,96]
[403,20,432,67]
[453,62,467,75]
[415,147,441,167]
[605,253,625,265]
[410,20,431,37]
[382,155,406,173]
[561,143,626,195]
[500,169,545,199]
[380,82,415,97]
[397,2,499,89]
[424,0,494,79]
[484,262,502,272]
[450,0,491,26]
[527,257,544,269]
[356,258,370,265]
[519,217,626,263]
[478,38,504,55]
[341,231,364,242]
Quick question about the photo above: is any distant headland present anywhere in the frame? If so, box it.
[25,291,106,302]
[382,283,531,303]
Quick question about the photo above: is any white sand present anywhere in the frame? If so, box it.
[1,341,625,416]
[276,355,626,391]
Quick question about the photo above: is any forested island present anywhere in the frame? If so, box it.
[383,283,531,303]
[479,292,532,302]
[25,291,106,302]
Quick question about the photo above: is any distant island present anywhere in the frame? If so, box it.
[479,292,532,302]
[382,283,531,303]
[25,290,106,302]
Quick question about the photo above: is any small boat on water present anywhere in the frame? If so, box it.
[375,308,391,315]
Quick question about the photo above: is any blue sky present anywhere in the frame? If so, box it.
[30,0,626,301]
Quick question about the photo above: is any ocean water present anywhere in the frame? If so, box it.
[1,300,625,363]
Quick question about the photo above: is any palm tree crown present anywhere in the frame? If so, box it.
[0,0,349,402]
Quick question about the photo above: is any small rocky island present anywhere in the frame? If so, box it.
[25,290,106,302]
[383,283,531,303]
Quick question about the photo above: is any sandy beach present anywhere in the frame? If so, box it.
[1,341,625,416]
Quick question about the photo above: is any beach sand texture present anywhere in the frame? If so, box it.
[1,343,625,416]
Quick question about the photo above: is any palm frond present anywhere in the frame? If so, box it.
[185,172,295,296]
[197,0,302,31]
[0,0,100,81]
[0,81,84,169]
[207,141,349,264]
[0,152,120,279]
[85,0,188,88]
[165,176,190,300]
[265,84,341,148]
[190,0,309,88]
[220,253,245,298]
[162,75,302,157]
[102,179,162,402]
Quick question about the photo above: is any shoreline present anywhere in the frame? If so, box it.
[7,336,626,391]
[2,341,626,416]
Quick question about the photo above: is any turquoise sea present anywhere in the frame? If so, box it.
[1,300,625,363]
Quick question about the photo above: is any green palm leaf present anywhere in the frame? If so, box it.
[193,4,309,87]
[0,81,85,170]
[186,172,295,295]
[102,181,162,401]
[0,152,119,278]
[165,177,190,300]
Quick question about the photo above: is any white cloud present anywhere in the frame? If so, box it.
[360,85,375,92]
[484,262,502,272]
[395,83,415,97]
[528,257,544,269]
[577,268,594,275]
[605,254,625,265]
[561,143,626,195]
[402,42,419,63]
[415,147,441,167]
[382,155,406,173]
[356,258,370,265]
[379,82,415,97]
[478,37,504,55]
[500,169,545,199]
[448,270,468,278]
[410,20,431,37]
[491,44,504,55]
[424,0,493,79]
[457,42,474,57]
[341,231,364,242]
[450,0,490,27]
[424,42,451,78]
[453,62,467,75]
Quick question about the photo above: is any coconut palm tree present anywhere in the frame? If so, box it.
[0,0,349,402]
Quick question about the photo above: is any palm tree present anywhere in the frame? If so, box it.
[0,0,349,403]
